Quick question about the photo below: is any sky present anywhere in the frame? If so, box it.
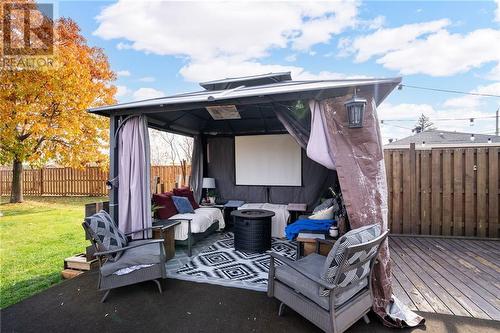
[54,0,500,143]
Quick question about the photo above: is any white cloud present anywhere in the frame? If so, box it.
[117,70,131,77]
[377,29,500,76]
[285,54,297,62]
[366,15,385,30]
[95,1,358,60]
[342,19,500,77]
[340,19,450,62]
[179,57,369,83]
[139,76,155,82]
[94,1,359,81]
[132,88,165,101]
[442,82,500,108]
[115,85,131,98]
[486,63,500,80]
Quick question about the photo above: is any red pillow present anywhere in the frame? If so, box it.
[172,187,199,209]
[152,192,178,219]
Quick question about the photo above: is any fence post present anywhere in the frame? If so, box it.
[40,168,44,195]
[409,143,417,234]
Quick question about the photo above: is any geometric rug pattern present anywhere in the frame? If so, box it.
[170,232,296,291]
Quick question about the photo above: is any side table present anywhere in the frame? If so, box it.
[287,203,308,224]
[296,235,336,259]
[152,219,181,261]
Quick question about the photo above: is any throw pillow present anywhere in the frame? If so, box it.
[309,206,334,220]
[172,196,195,214]
[86,210,128,261]
[152,192,178,219]
[173,187,200,209]
[321,224,381,290]
[313,198,334,213]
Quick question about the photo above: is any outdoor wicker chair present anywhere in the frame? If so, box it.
[82,211,167,303]
[268,224,388,333]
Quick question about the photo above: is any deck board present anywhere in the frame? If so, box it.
[390,236,500,320]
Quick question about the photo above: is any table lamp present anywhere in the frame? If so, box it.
[202,177,216,203]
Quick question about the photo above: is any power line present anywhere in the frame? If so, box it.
[382,116,496,122]
[400,84,500,98]
[380,123,415,130]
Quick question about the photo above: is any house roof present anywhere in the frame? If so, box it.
[386,129,500,146]
[89,73,401,136]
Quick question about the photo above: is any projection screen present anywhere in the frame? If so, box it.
[235,134,302,186]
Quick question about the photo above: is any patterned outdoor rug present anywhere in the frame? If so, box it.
[168,233,296,292]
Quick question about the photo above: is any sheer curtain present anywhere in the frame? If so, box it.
[310,97,423,327]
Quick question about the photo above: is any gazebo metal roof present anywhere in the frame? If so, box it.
[89,74,401,137]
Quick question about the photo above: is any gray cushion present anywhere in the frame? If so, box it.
[86,210,128,261]
[322,224,381,287]
[100,240,162,276]
[313,198,335,213]
[275,253,330,310]
[275,253,368,310]
[331,278,368,307]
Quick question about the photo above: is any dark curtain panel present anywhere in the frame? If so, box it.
[274,101,311,149]
[189,135,203,202]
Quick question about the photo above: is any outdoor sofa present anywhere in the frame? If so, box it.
[153,188,224,256]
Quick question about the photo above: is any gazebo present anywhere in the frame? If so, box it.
[88,72,412,325]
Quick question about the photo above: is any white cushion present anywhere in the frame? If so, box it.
[309,206,334,220]
[238,203,290,237]
[172,208,225,241]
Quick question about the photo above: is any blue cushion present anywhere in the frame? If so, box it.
[172,196,195,214]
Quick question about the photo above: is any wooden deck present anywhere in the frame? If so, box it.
[389,235,500,321]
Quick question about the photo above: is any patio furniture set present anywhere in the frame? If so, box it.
[83,187,386,333]
[83,73,424,329]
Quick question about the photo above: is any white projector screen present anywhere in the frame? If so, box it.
[235,134,302,186]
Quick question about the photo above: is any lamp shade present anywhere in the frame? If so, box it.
[202,177,216,189]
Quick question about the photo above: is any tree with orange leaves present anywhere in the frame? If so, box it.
[0,4,116,203]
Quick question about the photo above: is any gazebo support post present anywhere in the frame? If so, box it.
[109,115,120,224]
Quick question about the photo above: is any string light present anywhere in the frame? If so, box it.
[399,84,500,98]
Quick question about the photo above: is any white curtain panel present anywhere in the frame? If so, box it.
[118,115,152,239]
[306,100,336,170]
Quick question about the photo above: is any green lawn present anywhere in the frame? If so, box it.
[0,196,105,308]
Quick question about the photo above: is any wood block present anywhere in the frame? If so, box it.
[61,269,84,279]
[153,227,176,261]
[64,253,98,271]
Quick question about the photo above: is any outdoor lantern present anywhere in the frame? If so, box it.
[344,89,367,128]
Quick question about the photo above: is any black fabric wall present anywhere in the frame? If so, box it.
[205,136,338,209]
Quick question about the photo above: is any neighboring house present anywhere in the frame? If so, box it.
[385,129,500,148]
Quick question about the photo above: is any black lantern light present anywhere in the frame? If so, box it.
[344,88,367,128]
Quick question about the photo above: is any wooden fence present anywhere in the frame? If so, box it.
[385,145,499,238]
[0,165,190,197]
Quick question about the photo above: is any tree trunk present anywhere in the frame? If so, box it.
[10,159,23,203]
